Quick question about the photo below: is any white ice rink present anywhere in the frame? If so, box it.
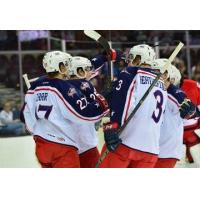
[0,129,199,168]
[0,136,40,168]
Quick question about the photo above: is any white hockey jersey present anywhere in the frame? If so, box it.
[159,85,184,159]
[110,67,167,154]
[21,77,107,148]
[67,79,98,154]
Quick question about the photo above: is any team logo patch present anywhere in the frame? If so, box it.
[80,82,90,91]
[68,88,77,97]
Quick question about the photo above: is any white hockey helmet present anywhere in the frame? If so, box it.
[128,44,156,66]
[69,56,92,79]
[43,51,72,73]
[169,65,182,86]
[152,58,172,78]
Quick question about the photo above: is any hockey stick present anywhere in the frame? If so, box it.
[95,42,184,167]
[23,74,39,89]
[84,30,113,92]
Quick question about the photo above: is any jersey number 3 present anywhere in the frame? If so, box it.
[152,90,163,123]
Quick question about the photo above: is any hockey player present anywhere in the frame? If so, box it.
[21,51,109,168]
[99,44,168,168]
[181,77,200,166]
[67,56,102,168]
[68,51,121,167]
[152,59,196,168]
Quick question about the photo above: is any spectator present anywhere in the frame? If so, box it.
[0,118,14,136]
[13,102,22,120]
[0,102,24,136]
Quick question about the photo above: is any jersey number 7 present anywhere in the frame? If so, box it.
[35,105,53,120]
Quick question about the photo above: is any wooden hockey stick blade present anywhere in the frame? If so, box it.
[84,30,101,42]
[168,42,184,63]
[23,74,39,89]
[23,74,31,89]
[84,30,110,51]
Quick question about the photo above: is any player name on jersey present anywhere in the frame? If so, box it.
[140,76,166,91]
[36,93,48,102]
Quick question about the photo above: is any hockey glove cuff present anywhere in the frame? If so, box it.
[103,122,122,152]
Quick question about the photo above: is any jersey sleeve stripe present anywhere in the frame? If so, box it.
[168,95,180,108]
[28,86,104,122]
[26,91,34,95]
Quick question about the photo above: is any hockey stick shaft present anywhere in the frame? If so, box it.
[22,74,31,89]
[95,42,184,167]
[23,74,39,89]
[84,30,112,90]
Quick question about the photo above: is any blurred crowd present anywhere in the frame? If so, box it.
[1,30,200,49]
[0,101,26,137]
[0,54,45,88]
[1,49,200,91]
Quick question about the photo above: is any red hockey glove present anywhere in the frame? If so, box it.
[104,48,124,61]
[109,49,117,61]
[95,93,109,113]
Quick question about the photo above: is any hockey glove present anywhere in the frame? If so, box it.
[103,122,122,152]
[95,93,109,113]
[179,99,196,119]
[103,49,124,62]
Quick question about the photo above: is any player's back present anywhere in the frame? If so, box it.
[110,67,167,154]
[23,77,104,148]
[159,86,184,159]
[67,79,98,153]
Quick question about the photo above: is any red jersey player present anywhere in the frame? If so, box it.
[181,78,200,166]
